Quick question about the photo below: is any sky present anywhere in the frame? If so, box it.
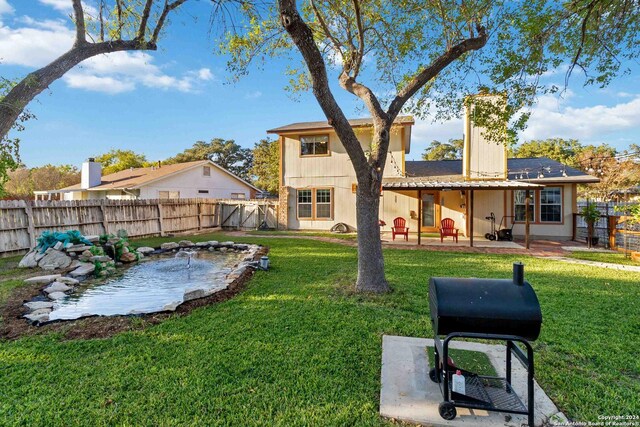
[1,0,640,168]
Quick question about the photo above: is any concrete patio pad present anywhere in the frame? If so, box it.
[380,335,567,427]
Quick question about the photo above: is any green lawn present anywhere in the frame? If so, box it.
[568,250,639,266]
[1,233,638,425]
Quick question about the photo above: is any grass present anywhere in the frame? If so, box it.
[426,347,497,377]
[568,250,639,266]
[0,232,638,425]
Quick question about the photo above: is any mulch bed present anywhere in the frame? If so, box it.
[0,247,269,341]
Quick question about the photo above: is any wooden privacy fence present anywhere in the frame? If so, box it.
[0,199,279,255]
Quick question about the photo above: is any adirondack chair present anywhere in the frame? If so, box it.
[392,217,409,241]
[439,218,459,243]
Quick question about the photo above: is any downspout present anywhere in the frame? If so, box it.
[122,188,139,199]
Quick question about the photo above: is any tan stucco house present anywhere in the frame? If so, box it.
[268,113,599,241]
[36,159,260,201]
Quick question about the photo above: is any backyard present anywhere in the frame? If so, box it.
[0,232,638,425]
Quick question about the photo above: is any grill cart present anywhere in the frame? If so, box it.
[428,263,542,427]
[484,212,515,241]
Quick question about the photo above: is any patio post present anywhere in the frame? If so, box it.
[469,190,474,247]
[417,190,422,246]
[525,190,531,249]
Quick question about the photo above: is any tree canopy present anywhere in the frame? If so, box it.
[251,138,279,195]
[94,149,150,175]
[422,139,464,161]
[3,164,80,199]
[165,138,253,180]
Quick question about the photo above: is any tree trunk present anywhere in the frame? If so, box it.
[355,188,389,292]
[0,40,154,141]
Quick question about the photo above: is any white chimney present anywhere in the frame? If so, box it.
[463,94,507,180]
[81,158,102,189]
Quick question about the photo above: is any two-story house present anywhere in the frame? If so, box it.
[268,112,599,242]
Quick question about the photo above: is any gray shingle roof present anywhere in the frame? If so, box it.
[405,157,599,184]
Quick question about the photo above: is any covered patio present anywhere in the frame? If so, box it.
[382,178,543,248]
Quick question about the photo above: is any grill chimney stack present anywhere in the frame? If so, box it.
[513,262,524,286]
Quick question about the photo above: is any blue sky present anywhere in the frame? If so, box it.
[1,0,639,168]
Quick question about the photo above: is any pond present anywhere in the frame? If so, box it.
[47,251,243,321]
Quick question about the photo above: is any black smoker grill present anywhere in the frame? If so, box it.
[428,262,542,426]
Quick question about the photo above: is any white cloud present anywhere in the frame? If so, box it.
[0,0,14,16]
[0,18,74,67]
[64,51,207,94]
[197,68,213,81]
[410,117,464,158]
[38,0,97,16]
[244,90,262,99]
[64,73,135,94]
[519,94,640,141]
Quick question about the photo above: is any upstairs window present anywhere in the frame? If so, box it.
[540,187,562,222]
[203,166,211,176]
[300,135,329,156]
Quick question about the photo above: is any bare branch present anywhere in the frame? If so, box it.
[137,0,155,41]
[151,0,189,44]
[351,0,364,78]
[310,0,346,68]
[71,0,87,45]
[99,0,105,42]
[116,0,123,39]
[387,27,489,119]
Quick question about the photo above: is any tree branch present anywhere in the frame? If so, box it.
[71,0,87,45]
[277,0,368,174]
[137,0,155,41]
[387,27,488,119]
[310,0,345,67]
[338,73,387,121]
[151,0,188,44]
[351,0,364,78]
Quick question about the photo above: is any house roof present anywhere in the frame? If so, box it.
[382,178,543,191]
[405,157,600,184]
[58,160,260,192]
[266,116,415,134]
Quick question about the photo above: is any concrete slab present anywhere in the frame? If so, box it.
[380,335,567,427]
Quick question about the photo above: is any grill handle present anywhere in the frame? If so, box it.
[513,262,524,286]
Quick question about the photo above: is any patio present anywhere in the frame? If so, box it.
[380,232,524,249]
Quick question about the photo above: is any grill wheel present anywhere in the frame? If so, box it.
[439,402,457,420]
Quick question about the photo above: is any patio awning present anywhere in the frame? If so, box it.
[382,178,543,191]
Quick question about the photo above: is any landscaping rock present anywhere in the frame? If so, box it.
[183,288,206,301]
[208,247,216,252]
[47,291,67,300]
[24,301,54,311]
[120,252,137,263]
[179,240,194,247]
[18,249,40,268]
[24,310,50,324]
[196,241,210,247]
[219,247,228,253]
[221,241,234,247]
[44,282,72,294]
[68,263,95,277]
[162,301,181,311]
[81,250,93,258]
[56,276,79,285]
[53,241,64,251]
[136,246,155,255]
[65,244,93,253]
[37,249,72,270]
[24,274,61,285]
[161,242,179,250]
[208,241,219,246]
[90,255,112,262]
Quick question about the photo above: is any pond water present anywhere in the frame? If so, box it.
[48,251,242,321]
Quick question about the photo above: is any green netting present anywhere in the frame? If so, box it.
[36,230,94,253]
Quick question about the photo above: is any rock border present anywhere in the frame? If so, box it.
[19,240,265,326]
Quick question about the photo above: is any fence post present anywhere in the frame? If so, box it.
[99,200,110,235]
[157,202,165,237]
[197,201,202,231]
[608,216,617,250]
[24,200,36,248]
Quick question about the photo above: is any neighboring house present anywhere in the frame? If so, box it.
[268,113,599,240]
[35,159,259,201]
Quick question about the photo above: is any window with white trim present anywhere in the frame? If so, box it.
[300,135,329,156]
[540,187,562,222]
[315,189,332,219]
[297,189,312,218]
[514,190,534,222]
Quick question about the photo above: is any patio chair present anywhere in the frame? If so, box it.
[439,218,459,243]
[392,217,409,241]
